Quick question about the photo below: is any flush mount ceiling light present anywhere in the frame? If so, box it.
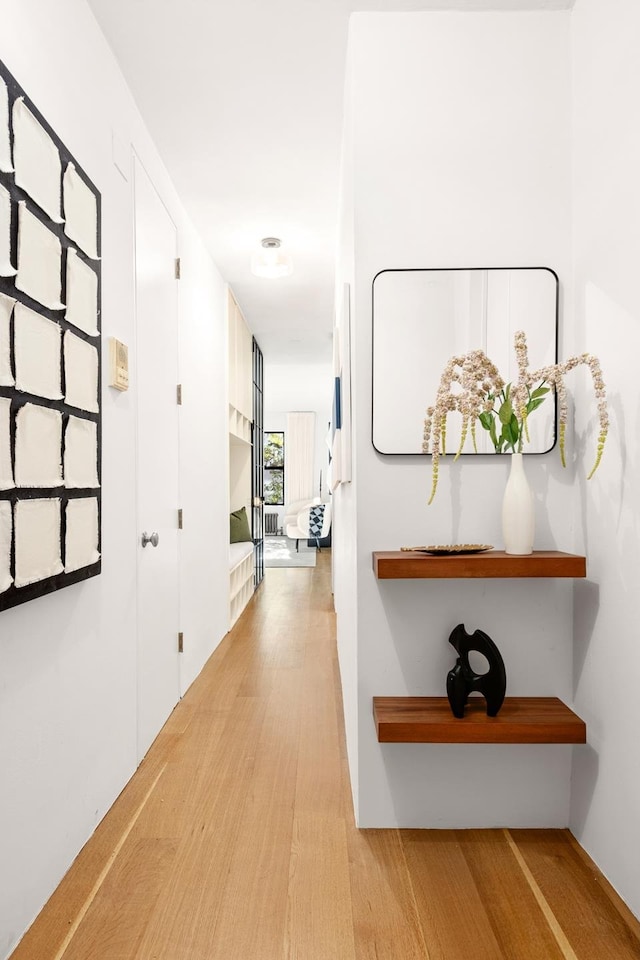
[251,237,293,279]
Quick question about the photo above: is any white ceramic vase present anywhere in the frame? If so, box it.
[502,453,534,555]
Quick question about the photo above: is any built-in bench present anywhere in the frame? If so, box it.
[229,541,254,628]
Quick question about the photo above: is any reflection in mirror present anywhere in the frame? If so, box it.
[372,267,558,455]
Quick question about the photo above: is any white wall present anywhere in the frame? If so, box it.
[263,362,332,527]
[333,42,358,805]
[0,3,229,956]
[338,11,575,827]
[570,0,640,918]
[229,437,251,515]
[177,238,229,692]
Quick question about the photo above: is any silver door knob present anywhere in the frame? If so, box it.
[141,531,159,548]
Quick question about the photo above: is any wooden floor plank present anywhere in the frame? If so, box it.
[204,673,303,960]
[510,829,640,960]
[348,828,429,960]
[283,558,356,959]
[133,714,228,840]
[401,830,506,960]
[292,641,346,818]
[460,829,567,960]
[285,814,356,960]
[133,695,270,960]
[60,839,178,960]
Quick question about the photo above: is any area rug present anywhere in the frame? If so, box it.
[264,536,316,568]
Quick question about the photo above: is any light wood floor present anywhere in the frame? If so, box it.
[11,553,640,960]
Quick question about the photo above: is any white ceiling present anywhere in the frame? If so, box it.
[86,0,574,363]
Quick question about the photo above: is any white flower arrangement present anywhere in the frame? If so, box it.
[422,331,608,504]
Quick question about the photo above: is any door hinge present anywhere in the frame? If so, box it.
[178,631,184,653]
[178,508,183,529]
[175,257,181,280]
[177,384,182,405]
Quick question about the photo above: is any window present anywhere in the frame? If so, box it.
[264,432,284,505]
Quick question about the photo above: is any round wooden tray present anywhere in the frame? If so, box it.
[400,544,494,555]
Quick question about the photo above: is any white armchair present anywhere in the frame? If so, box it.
[282,498,316,536]
[285,501,332,551]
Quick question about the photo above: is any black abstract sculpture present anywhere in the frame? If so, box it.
[446,623,506,718]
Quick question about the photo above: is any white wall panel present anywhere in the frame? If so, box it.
[0,3,229,956]
[570,0,640,920]
[339,10,573,828]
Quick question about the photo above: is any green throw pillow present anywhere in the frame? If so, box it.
[230,506,252,543]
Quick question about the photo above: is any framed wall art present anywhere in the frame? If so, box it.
[0,59,101,612]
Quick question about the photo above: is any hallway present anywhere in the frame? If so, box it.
[10,555,640,960]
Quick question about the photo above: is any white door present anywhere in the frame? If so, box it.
[134,156,180,760]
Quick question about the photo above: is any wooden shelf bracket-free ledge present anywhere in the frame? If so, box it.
[372,550,587,580]
[373,697,587,744]
[371,552,588,743]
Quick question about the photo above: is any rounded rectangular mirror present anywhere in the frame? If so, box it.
[372,267,558,456]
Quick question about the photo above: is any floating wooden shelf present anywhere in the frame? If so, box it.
[373,697,586,744]
[372,550,586,580]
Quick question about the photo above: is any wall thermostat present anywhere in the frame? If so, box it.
[109,337,129,391]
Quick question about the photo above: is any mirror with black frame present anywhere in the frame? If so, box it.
[372,267,558,456]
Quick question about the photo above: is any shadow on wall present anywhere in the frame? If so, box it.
[568,744,600,838]
[573,280,638,563]
[569,580,601,836]
[573,579,600,696]
[569,280,640,841]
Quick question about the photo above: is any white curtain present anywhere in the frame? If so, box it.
[285,411,315,504]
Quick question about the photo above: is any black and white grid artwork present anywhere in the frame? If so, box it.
[0,60,101,611]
